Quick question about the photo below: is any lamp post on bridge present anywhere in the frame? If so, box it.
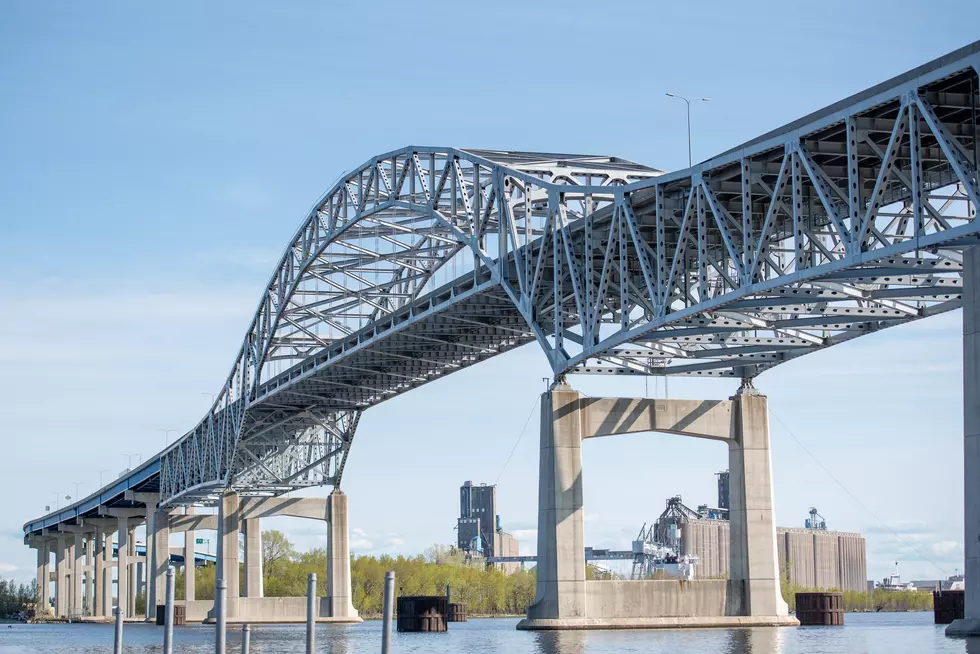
[158,429,178,447]
[665,93,711,167]
[97,469,108,487]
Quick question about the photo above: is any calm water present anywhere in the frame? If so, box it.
[0,613,977,653]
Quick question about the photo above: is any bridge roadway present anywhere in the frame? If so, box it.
[22,41,980,631]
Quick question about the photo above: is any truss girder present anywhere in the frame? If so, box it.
[157,44,979,506]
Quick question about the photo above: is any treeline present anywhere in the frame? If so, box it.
[174,531,937,617]
[174,532,540,616]
[0,579,36,617]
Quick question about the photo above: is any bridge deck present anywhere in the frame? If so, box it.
[24,41,980,531]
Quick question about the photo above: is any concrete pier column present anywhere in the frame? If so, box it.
[84,535,94,616]
[99,526,116,616]
[41,541,52,615]
[136,561,144,613]
[127,527,137,618]
[93,529,105,617]
[217,491,241,619]
[325,490,358,618]
[116,519,129,616]
[950,246,980,635]
[243,518,263,598]
[728,386,788,617]
[148,508,169,616]
[525,384,586,621]
[30,539,51,616]
[55,535,68,617]
[183,507,195,602]
[72,533,85,617]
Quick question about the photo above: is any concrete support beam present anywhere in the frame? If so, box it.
[28,538,51,616]
[240,497,329,521]
[74,533,84,616]
[127,527,137,618]
[54,535,68,618]
[183,507,195,602]
[126,491,161,620]
[148,508,170,616]
[519,383,792,629]
[526,384,586,621]
[217,491,240,619]
[244,518,263,598]
[102,508,143,618]
[169,513,217,533]
[84,535,94,616]
[58,525,88,618]
[84,518,116,618]
[93,529,105,617]
[578,397,733,441]
[950,247,980,636]
[728,387,789,617]
[116,528,126,614]
[325,490,357,619]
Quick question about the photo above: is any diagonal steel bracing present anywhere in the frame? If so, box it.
[149,43,980,505]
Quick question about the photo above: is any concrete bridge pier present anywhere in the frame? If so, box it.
[215,491,241,620]
[518,382,794,630]
[127,526,137,618]
[87,520,118,619]
[183,507,195,602]
[28,537,51,616]
[949,246,980,636]
[84,535,94,616]
[54,533,68,617]
[93,528,105,618]
[244,517,263,599]
[104,507,143,619]
[326,489,358,619]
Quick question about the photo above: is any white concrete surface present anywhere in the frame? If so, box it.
[526,384,587,621]
[244,518,263,598]
[326,490,359,620]
[950,246,980,636]
[519,383,795,630]
[728,388,789,617]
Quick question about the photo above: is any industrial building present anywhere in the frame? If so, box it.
[653,472,867,592]
[456,481,519,571]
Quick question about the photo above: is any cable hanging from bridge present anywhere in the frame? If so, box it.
[768,406,948,576]
[494,396,540,486]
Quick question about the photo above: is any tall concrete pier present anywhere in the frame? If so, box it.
[949,247,980,636]
[519,383,793,629]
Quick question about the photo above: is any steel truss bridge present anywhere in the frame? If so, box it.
[24,41,980,532]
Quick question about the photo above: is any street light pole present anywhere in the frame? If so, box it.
[158,429,177,447]
[665,93,711,167]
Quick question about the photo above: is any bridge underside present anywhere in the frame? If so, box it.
[22,44,980,633]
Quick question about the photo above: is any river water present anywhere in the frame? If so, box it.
[0,612,975,653]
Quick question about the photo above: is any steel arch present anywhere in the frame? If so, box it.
[155,43,980,507]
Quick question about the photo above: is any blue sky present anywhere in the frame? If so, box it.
[1,1,977,583]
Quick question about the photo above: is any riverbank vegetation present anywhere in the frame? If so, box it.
[780,576,933,612]
[175,532,609,616]
[168,532,932,616]
[0,579,36,618]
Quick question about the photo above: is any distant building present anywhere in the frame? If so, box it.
[651,487,867,592]
[456,481,519,571]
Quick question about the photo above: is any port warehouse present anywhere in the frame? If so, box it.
[681,520,866,592]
